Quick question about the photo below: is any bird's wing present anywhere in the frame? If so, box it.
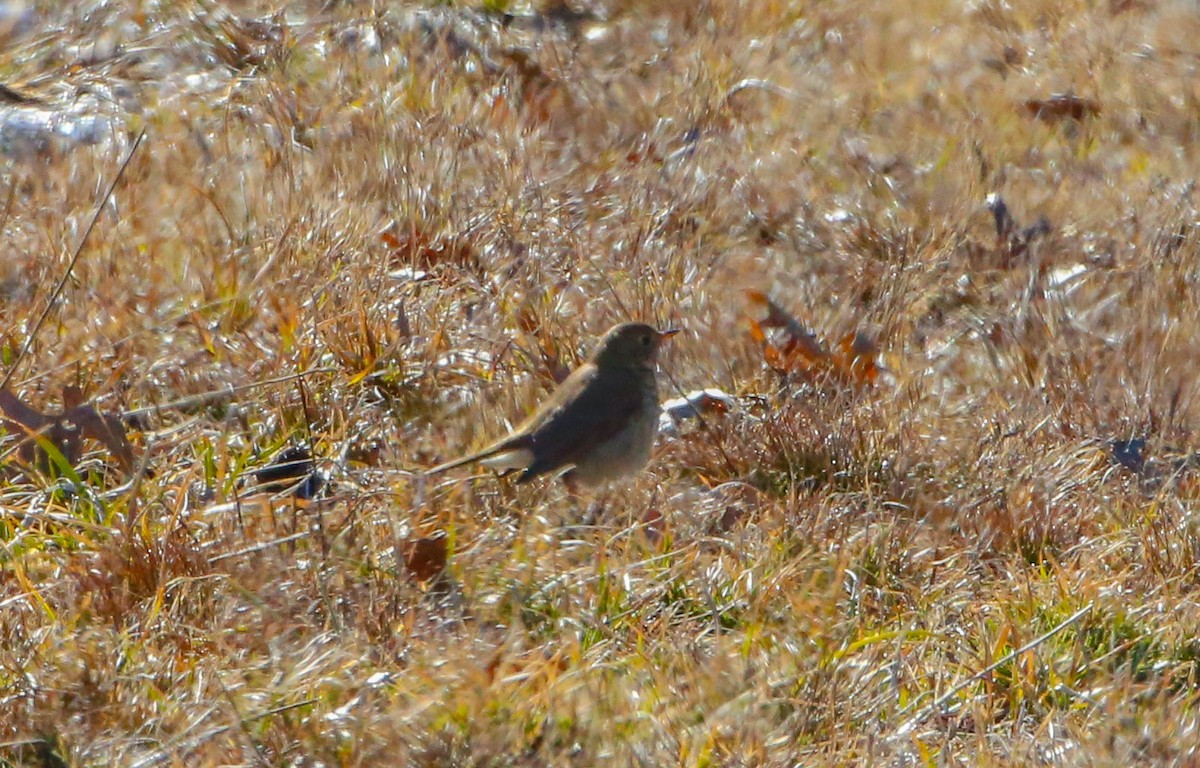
[517,365,645,482]
[423,370,602,477]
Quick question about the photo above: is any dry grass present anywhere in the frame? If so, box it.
[2,0,1200,764]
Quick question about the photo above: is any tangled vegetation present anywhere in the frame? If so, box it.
[2,0,1200,765]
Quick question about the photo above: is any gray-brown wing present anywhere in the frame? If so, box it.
[517,366,645,482]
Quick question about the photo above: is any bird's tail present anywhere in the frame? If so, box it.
[425,439,534,476]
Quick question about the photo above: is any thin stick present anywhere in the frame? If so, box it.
[121,367,338,419]
[1,128,147,390]
[0,173,18,235]
[207,530,309,565]
[894,601,1093,736]
[214,673,271,767]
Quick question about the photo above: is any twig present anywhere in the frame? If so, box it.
[247,213,297,292]
[1,128,147,390]
[0,173,18,235]
[894,601,1093,737]
[207,530,309,564]
[121,367,338,420]
[214,673,271,766]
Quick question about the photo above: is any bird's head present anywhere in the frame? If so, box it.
[590,322,679,369]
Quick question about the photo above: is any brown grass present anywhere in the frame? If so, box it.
[2,0,1200,764]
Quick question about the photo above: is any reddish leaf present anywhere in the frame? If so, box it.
[404,532,448,582]
[1023,93,1101,123]
[744,291,881,388]
[746,317,789,373]
[381,222,479,272]
[744,289,829,373]
[833,332,880,385]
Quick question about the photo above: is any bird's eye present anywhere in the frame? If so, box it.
[641,335,652,346]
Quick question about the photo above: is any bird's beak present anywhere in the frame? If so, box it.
[658,328,680,342]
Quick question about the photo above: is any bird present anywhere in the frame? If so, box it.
[427,322,678,489]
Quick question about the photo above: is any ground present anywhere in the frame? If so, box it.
[2,0,1200,765]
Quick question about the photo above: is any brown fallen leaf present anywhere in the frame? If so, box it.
[745,289,827,364]
[0,386,135,474]
[833,332,880,384]
[746,315,834,378]
[744,290,881,387]
[659,388,737,435]
[1023,93,1101,123]
[381,221,480,273]
[705,482,762,534]
[404,532,449,582]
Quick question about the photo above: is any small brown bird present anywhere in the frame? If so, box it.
[428,322,678,488]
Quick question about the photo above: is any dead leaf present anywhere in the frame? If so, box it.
[707,482,761,533]
[744,290,881,387]
[1023,93,1100,123]
[404,532,449,582]
[745,290,826,358]
[746,317,786,372]
[833,332,880,385]
[659,388,736,434]
[0,387,135,474]
[714,505,746,533]
[745,290,831,377]
[381,222,480,273]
